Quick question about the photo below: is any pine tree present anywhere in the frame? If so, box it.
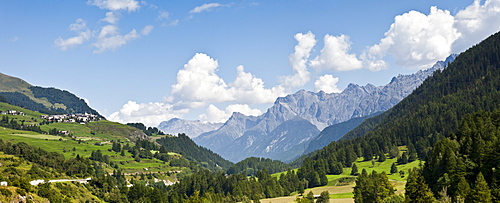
[455,176,470,201]
[405,168,436,203]
[390,163,398,174]
[468,172,492,203]
[351,163,358,175]
[378,152,386,162]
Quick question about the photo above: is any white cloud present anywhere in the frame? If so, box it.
[189,3,227,14]
[169,53,289,108]
[314,74,341,93]
[199,104,262,123]
[92,25,140,53]
[363,6,459,70]
[55,19,91,51]
[101,11,121,24]
[310,34,362,71]
[229,66,286,104]
[11,36,19,42]
[108,101,188,127]
[141,25,154,35]
[199,104,227,123]
[88,0,140,12]
[281,31,316,89]
[452,0,500,52]
[157,11,170,20]
[170,53,233,106]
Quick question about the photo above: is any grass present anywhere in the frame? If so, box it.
[331,192,354,199]
[0,127,182,175]
[269,148,422,201]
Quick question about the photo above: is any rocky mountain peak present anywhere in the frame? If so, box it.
[186,55,457,162]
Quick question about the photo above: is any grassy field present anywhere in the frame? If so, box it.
[0,127,182,175]
[265,148,421,203]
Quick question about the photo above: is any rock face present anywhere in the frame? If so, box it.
[194,55,457,162]
[157,118,223,138]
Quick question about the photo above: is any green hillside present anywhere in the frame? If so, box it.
[0,73,102,116]
[290,31,500,201]
[0,152,101,202]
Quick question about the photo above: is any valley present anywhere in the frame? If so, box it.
[0,0,500,203]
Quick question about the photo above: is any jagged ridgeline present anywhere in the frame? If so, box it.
[341,30,500,147]
[293,31,500,190]
[0,73,101,117]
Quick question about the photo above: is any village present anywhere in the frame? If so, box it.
[40,113,101,124]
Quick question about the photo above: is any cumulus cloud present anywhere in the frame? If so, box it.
[310,34,362,71]
[108,101,188,127]
[229,66,286,104]
[281,31,316,89]
[314,74,341,93]
[169,53,289,108]
[199,104,262,123]
[88,0,140,12]
[452,0,500,52]
[363,6,459,70]
[189,3,226,14]
[170,53,233,106]
[92,25,140,53]
[55,19,91,51]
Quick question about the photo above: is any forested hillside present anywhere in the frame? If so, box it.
[156,133,234,171]
[0,73,102,116]
[291,31,500,200]
[226,157,290,176]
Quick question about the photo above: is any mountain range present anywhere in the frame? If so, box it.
[184,55,457,162]
[158,118,223,138]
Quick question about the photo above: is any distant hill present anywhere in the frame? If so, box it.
[0,73,102,117]
[156,133,233,171]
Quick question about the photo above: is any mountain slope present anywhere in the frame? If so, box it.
[340,32,500,145]
[0,73,102,117]
[194,55,455,162]
[157,118,223,138]
[294,31,500,190]
[303,111,382,155]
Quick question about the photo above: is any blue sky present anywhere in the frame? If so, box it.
[1,0,499,127]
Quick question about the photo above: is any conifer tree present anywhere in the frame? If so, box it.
[455,176,470,201]
[351,163,358,175]
[405,168,436,203]
[468,172,492,203]
[390,163,398,174]
[378,152,386,162]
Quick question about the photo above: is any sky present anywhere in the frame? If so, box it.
[1,0,500,127]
